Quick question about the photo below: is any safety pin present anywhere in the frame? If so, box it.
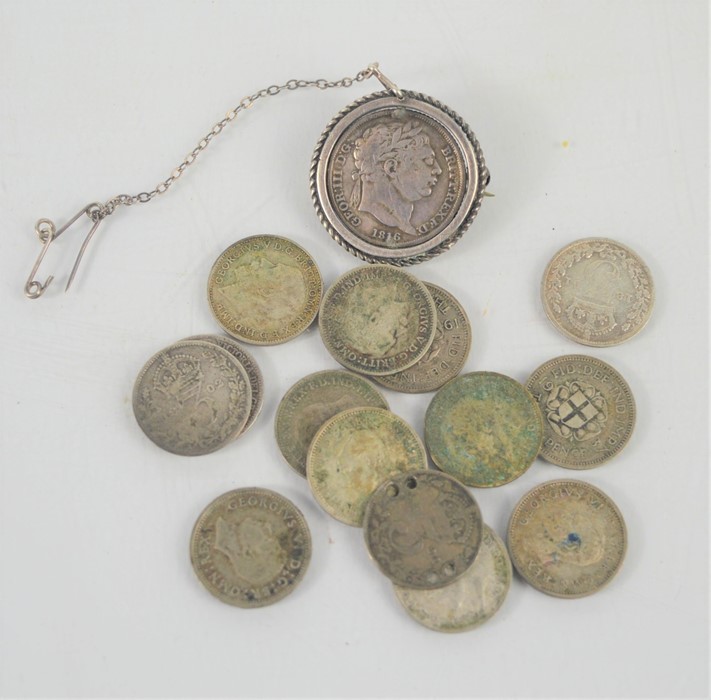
[24,203,105,299]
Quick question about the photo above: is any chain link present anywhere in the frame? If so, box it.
[93,66,375,221]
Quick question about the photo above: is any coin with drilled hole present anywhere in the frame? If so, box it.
[186,334,264,436]
[363,471,483,589]
[319,265,436,376]
[190,488,311,607]
[376,282,471,393]
[425,372,543,487]
[275,370,388,477]
[526,355,636,469]
[393,524,511,632]
[207,235,323,345]
[541,238,654,347]
[507,479,627,598]
[307,407,427,527]
[132,340,251,456]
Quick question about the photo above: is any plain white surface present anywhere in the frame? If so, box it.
[0,1,708,698]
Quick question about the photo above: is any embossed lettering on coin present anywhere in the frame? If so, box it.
[507,479,627,598]
[393,524,511,632]
[275,370,388,477]
[307,407,427,527]
[363,471,483,589]
[132,340,251,456]
[526,355,636,468]
[312,91,489,265]
[319,265,436,376]
[425,372,543,487]
[207,235,323,345]
[376,282,471,393]
[542,238,654,346]
[190,488,311,608]
[186,334,264,436]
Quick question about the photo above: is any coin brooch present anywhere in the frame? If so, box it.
[425,372,543,487]
[311,89,489,265]
[507,479,627,598]
[190,488,312,607]
[275,370,388,477]
[393,524,511,632]
[363,471,483,589]
[526,355,636,469]
[132,339,252,456]
[541,238,654,346]
[207,235,323,345]
[319,265,437,376]
[375,282,472,393]
[306,407,427,527]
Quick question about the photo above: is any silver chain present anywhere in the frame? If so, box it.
[92,65,376,221]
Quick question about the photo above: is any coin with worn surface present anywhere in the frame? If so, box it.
[508,480,627,598]
[307,407,427,527]
[207,235,323,345]
[376,282,471,393]
[526,355,636,469]
[393,525,511,631]
[275,370,389,477]
[363,471,483,589]
[132,340,252,456]
[542,238,654,347]
[186,334,264,436]
[311,90,489,265]
[425,372,543,487]
[319,265,436,376]
[190,488,311,607]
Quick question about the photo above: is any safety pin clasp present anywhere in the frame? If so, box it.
[24,203,106,299]
[367,62,404,100]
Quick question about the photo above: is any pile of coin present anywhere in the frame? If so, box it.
[129,231,653,626]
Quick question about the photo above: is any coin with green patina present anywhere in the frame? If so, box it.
[425,372,543,487]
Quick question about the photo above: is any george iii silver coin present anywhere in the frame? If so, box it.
[311,91,489,266]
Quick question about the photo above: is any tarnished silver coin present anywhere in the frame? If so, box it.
[507,479,627,598]
[190,488,311,607]
[363,471,483,589]
[376,282,471,393]
[275,370,388,477]
[132,340,252,456]
[185,335,264,436]
[425,372,543,487]
[319,265,437,376]
[542,238,654,346]
[526,355,636,469]
[393,525,511,632]
[307,407,427,527]
[311,90,489,265]
[207,235,323,345]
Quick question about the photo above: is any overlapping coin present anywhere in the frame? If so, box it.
[375,282,471,393]
[541,238,654,347]
[310,89,489,265]
[207,235,323,345]
[425,372,543,487]
[132,339,252,456]
[275,370,388,477]
[307,407,427,527]
[526,355,636,468]
[319,265,437,376]
[186,334,264,436]
[393,524,511,632]
[363,471,483,589]
[190,488,311,607]
[507,479,627,598]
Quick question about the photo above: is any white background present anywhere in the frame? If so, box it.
[0,1,707,698]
